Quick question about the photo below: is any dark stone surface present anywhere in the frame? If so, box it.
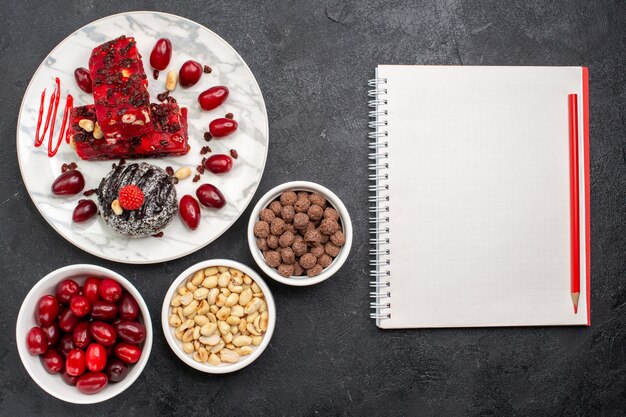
[1,1,625,415]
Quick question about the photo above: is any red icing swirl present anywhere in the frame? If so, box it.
[34,77,73,157]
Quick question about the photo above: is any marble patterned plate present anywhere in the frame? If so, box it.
[16,12,268,264]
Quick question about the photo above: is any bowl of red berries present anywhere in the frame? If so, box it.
[16,264,152,404]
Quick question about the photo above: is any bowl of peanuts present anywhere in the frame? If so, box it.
[248,181,353,286]
[161,260,275,373]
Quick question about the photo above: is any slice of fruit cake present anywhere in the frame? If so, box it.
[68,101,189,160]
[89,36,153,140]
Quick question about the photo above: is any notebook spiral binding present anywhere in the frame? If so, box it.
[368,77,391,321]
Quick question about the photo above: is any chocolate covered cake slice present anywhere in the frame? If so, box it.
[68,102,189,160]
[89,35,153,140]
[98,162,177,238]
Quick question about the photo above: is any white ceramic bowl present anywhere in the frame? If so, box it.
[16,264,153,404]
[247,181,353,286]
[161,259,276,373]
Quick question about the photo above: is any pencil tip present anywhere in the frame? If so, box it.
[571,292,580,314]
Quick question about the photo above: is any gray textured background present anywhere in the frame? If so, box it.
[1,1,625,416]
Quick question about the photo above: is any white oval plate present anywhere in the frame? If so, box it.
[17,12,268,264]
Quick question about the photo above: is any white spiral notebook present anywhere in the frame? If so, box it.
[368,65,590,329]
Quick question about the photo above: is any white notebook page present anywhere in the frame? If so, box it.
[378,65,588,328]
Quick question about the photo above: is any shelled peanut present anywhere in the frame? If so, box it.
[168,266,268,365]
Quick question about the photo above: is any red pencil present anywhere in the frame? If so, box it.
[568,94,580,313]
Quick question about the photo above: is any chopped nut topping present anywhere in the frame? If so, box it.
[78,119,94,132]
[111,199,123,215]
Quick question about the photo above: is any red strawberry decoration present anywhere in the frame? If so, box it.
[118,185,144,210]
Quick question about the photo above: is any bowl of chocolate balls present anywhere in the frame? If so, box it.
[248,181,352,286]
